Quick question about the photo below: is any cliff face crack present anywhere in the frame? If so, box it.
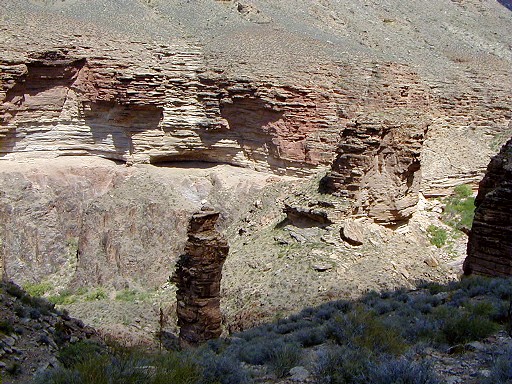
[172,210,229,346]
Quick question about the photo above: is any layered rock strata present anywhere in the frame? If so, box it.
[322,111,429,224]
[173,210,229,346]
[464,136,512,276]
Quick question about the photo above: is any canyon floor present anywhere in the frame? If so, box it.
[1,156,466,345]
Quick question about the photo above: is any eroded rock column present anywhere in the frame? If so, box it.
[464,136,512,276]
[173,210,229,346]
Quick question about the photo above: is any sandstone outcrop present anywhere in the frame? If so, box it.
[173,210,229,346]
[321,110,429,225]
[464,136,512,277]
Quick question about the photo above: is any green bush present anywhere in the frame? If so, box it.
[115,289,148,302]
[427,225,448,248]
[24,281,53,297]
[85,288,107,301]
[58,341,106,368]
[48,289,77,305]
[152,352,201,384]
[442,184,475,232]
[269,342,302,378]
[328,308,407,355]
[440,313,499,345]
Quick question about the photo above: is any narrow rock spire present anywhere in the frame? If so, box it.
[173,210,229,347]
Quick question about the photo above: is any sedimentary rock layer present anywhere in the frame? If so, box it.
[173,210,229,346]
[464,135,512,276]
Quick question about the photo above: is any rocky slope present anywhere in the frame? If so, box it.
[0,0,511,338]
[0,280,97,384]
[464,131,512,276]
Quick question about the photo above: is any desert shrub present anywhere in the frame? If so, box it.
[31,296,55,315]
[29,307,41,319]
[24,281,53,297]
[293,326,327,347]
[33,367,82,384]
[483,347,512,384]
[237,337,284,365]
[195,349,249,384]
[440,312,499,345]
[104,354,152,384]
[85,288,107,301]
[373,300,395,315]
[58,340,106,368]
[314,304,338,321]
[419,281,448,295]
[275,319,311,335]
[5,282,25,298]
[402,317,439,343]
[315,345,372,384]
[151,352,201,384]
[427,225,448,248]
[268,341,302,378]
[365,357,441,384]
[489,278,512,300]
[14,302,29,318]
[327,309,407,355]
[235,326,268,342]
[442,184,475,232]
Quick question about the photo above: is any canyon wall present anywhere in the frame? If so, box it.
[464,134,512,276]
[3,47,509,229]
[0,0,511,291]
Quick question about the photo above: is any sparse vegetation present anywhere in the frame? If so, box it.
[85,288,108,302]
[23,281,53,297]
[442,184,476,233]
[426,184,476,249]
[115,288,149,302]
[427,225,448,248]
[48,289,77,305]
[22,275,512,383]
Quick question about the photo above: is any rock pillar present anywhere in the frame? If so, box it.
[173,210,229,346]
[464,136,512,276]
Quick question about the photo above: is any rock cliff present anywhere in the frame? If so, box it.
[464,134,512,276]
[173,210,229,346]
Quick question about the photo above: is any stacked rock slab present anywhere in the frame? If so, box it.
[464,137,512,276]
[173,210,229,346]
